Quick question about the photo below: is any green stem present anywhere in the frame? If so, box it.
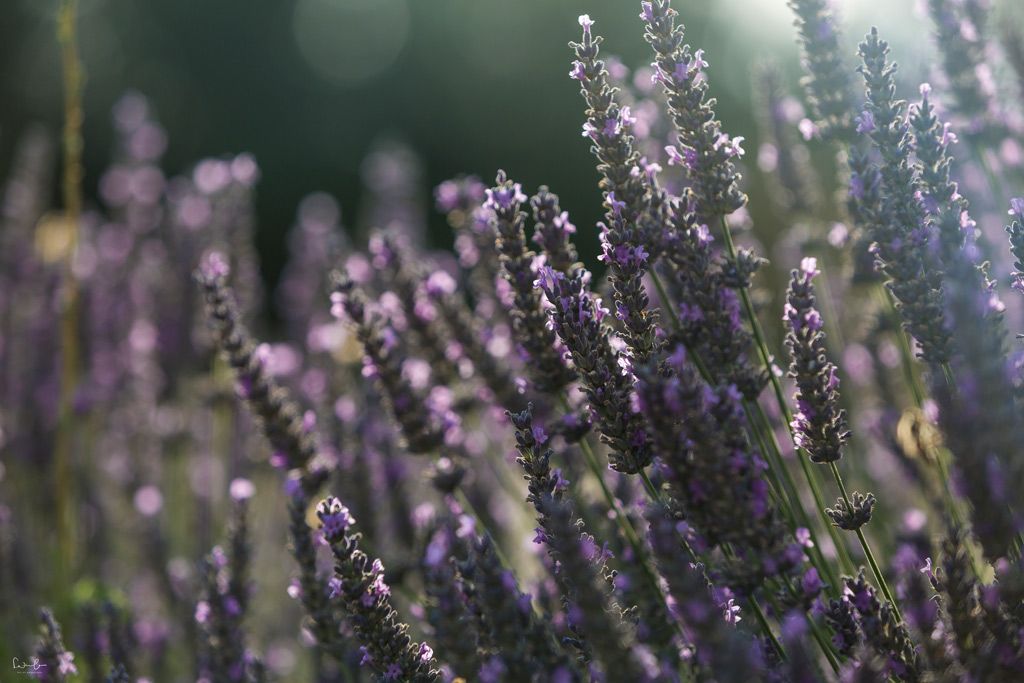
[873,285,927,408]
[53,0,85,602]
[558,398,684,638]
[453,488,514,571]
[637,468,661,502]
[651,269,845,592]
[718,217,857,576]
[651,266,682,330]
[940,361,956,389]
[748,597,786,662]
[748,406,844,594]
[828,462,902,622]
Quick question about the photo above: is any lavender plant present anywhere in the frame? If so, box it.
[10,1,1024,681]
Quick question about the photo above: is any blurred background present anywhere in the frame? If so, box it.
[4,2,1024,679]
[0,0,935,297]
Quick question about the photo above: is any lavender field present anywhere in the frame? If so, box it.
[5,0,1024,680]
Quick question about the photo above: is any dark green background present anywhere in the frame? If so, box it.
[0,0,925,291]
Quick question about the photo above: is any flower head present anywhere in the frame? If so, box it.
[316,496,355,540]
[855,110,875,134]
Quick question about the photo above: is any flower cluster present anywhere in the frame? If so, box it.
[642,0,747,219]
[784,257,850,465]
[195,495,264,682]
[636,347,794,592]
[536,265,652,474]
[489,171,575,393]
[571,14,662,364]
[857,28,952,365]
[196,253,321,477]
[331,271,448,454]
[530,186,579,274]
[509,406,645,680]
[16,2,1024,681]
[787,0,857,141]
[926,0,997,137]
[316,497,439,682]
[661,202,767,398]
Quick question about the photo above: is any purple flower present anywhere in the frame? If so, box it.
[531,425,548,445]
[362,565,391,607]
[798,118,819,140]
[607,191,627,215]
[484,183,527,211]
[714,133,745,158]
[855,110,876,134]
[664,144,685,166]
[200,250,230,279]
[802,567,824,597]
[799,256,819,280]
[195,600,211,624]
[551,468,569,493]
[229,477,255,501]
[57,651,77,676]
[1009,197,1024,219]
[316,497,355,539]
[784,259,850,467]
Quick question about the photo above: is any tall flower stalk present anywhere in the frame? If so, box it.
[787,0,857,142]
[17,1,1024,680]
[856,28,952,367]
[317,497,439,682]
[570,14,660,365]
[784,257,899,618]
[641,0,855,579]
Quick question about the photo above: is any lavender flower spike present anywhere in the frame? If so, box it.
[787,0,857,141]
[509,406,645,680]
[424,272,526,412]
[458,532,576,680]
[935,226,1023,562]
[783,257,850,465]
[316,496,439,682]
[927,0,996,136]
[909,82,971,263]
[34,608,78,681]
[196,252,319,477]
[420,521,482,679]
[570,13,661,364]
[331,271,445,454]
[489,171,575,393]
[1008,199,1024,292]
[635,348,792,593]
[642,0,746,219]
[569,12,649,228]
[843,570,922,680]
[530,186,578,274]
[661,201,768,399]
[645,502,761,681]
[857,28,952,365]
[370,232,460,384]
[536,265,652,474]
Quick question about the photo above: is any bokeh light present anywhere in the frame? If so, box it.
[292,0,411,86]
